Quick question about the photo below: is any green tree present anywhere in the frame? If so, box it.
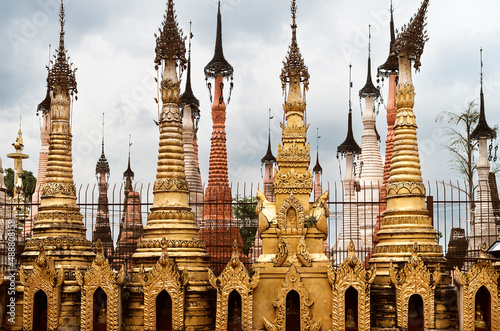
[436,101,498,213]
[3,167,37,201]
[233,194,258,256]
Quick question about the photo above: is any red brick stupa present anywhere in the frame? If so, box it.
[200,1,243,274]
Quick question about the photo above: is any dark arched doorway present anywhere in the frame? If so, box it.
[286,290,300,331]
[345,286,358,330]
[408,294,424,331]
[156,290,173,331]
[93,287,107,331]
[33,290,48,331]
[227,290,242,331]
[474,286,491,330]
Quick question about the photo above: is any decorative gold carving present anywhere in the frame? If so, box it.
[42,182,77,197]
[153,178,189,192]
[281,123,308,142]
[148,209,195,221]
[139,238,186,331]
[296,237,312,267]
[273,236,289,267]
[256,189,277,233]
[276,143,311,166]
[273,169,313,195]
[160,79,181,105]
[394,83,416,115]
[34,211,84,222]
[25,237,92,249]
[310,191,329,236]
[389,243,441,329]
[381,215,430,227]
[209,241,260,331]
[374,243,442,254]
[75,239,124,331]
[137,238,205,249]
[19,243,64,331]
[328,241,375,331]
[276,194,305,230]
[386,181,425,196]
[455,243,500,331]
[263,265,320,331]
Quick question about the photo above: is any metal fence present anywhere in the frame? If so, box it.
[0,179,498,275]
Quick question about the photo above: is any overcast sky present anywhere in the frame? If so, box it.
[1,0,500,196]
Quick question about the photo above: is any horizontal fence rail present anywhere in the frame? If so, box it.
[0,180,498,275]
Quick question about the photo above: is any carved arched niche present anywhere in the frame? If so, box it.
[75,239,124,331]
[19,242,64,331]
[327,240,375,331]
[263,265,321,331]
[454,243,500,331]
[139,238,186,331]
[209,241,260,331]
[389,243,441,329]
[276,194,305,231]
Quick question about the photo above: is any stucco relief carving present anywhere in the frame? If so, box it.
[42,182,76,197]
[276,194,305,230]
[153,178,189,192]
[327,240,375,331]
[19,243,64,331]
[389,243,441,329]
[139,238,187,331]
[263,265,321,331]
[75,239,124,331]
[273,169,313,195]
[209,241,260,331]
[454,243,500,331]
[386,181,426,197]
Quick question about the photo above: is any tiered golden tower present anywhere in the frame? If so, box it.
[128,1,213,329]
[15,2,96,330]
[253,1,332,329]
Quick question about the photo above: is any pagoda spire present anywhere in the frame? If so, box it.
[131,1,213,328]
[468,48,497,258]
[337,64,360,156]
[93,113,113,259]
[182,22,204,224]
[471,48,496,141]
[357,28,383,256]
[377,0,399,77]
[202,0,243,275]
[335,64,361,262]
[261,109,276,202]
[369,0,444,272]
[123,134,134,193]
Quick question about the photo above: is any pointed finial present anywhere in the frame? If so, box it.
[348,63,353,110]
[181,21,200,108]
[124,134,134,180]
[204,0,233,78]
[480,47,483,92]
[47,0,77,95]
[377,0,399,76]
[337,64,361,156]
[291,0,297,37]
[313,127,322,173]
[471,47,496,140]
[154,0,186,65]
[261,109,276,164]
[101,112,105,154]
[360,26,380,99]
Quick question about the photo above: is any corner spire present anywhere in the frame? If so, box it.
[204,1,233,78]
[471,48,496,140]
[154,0,186,65]
[378,0,399,76]
[47,0,77,95]
[181,21,200,108]
[338,64,361,156]
[359,25,380,99]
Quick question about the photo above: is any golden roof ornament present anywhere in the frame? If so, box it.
[154,0,186,66]
[392,0,429,71]
[47,0,77,96]
[280,0,309,100]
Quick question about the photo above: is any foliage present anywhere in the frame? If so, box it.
[233,194,258,256]
[3,167,37,201]
[305,215,318,228]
